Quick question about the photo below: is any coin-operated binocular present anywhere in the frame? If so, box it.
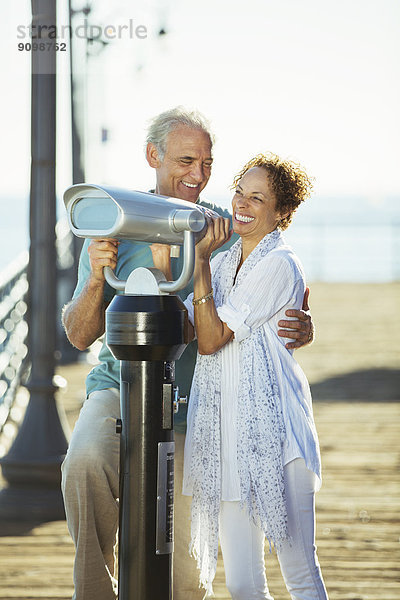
[65,183,210,293]
[64,184,213,600]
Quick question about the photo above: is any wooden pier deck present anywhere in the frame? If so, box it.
[0,283,399,599]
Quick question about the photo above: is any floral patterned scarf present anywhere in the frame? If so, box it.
[186,229,289,592]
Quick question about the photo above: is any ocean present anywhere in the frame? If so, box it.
[0,194,399,283]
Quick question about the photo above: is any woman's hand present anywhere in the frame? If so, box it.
[195,216,232,262]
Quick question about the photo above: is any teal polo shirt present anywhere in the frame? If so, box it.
[72,199,237,400]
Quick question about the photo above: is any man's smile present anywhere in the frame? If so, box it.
[181,180,199,188]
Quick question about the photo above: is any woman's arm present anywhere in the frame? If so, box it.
[192,217,233,355]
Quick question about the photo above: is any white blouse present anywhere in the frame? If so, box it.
[184,241,321,500]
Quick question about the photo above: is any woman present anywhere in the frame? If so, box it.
[182,153,329,600]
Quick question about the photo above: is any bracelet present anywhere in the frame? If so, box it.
[192,289,213,305]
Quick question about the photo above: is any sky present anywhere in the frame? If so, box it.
[1,0,399,210]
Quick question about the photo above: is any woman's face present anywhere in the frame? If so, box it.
[231,167,282,244]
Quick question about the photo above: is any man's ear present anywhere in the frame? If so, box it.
[146,142,161,168]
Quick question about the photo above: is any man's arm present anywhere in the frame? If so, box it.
[277,286,314,349]
[62,239,119,350]
[149,244,172,281]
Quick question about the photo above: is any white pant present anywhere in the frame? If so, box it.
[218,459,328,600]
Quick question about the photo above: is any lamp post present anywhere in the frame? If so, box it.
[0,0,69,521]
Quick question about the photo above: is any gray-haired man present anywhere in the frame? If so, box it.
[61,107,313,600]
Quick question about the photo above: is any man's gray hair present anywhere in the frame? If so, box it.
[146,106,215,160]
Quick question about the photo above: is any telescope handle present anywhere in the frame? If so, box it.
[103,230,195,294]
[158,230,195,293]
[104,267,127,291]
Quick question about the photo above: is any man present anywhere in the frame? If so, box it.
[61,107,313,600]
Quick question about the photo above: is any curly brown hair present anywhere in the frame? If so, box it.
[231,152,314,230]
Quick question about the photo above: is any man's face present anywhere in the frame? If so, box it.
[147,125,213,203]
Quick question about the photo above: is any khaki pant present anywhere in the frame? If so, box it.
[61,388,202,600]
[61,388,120,600]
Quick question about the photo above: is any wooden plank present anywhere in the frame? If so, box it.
[0,282,399,599]
[0,399,399,600]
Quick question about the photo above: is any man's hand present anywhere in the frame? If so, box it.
[150,243,172,281]
[88,239,119,281]
[62,238,119,351]
[277,287,315,349]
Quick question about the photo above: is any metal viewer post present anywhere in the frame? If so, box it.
[107,295,189,599]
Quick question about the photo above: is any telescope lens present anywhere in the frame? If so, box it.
[72,197,119,230]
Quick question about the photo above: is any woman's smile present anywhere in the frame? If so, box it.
[231,167,281,247]
[234,212,255,224]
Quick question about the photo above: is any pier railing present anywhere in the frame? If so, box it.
[0,218,81,435]
[0,252,29,432]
